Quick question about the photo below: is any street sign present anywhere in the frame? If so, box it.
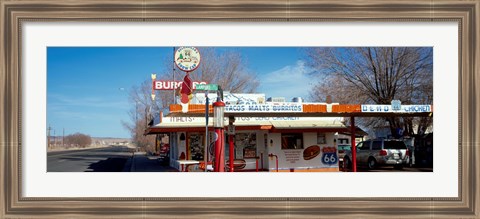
[196,84,218,91]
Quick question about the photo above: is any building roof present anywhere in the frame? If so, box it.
[145,116,363,134]
[145,100,430,135]
[167,103,433,118]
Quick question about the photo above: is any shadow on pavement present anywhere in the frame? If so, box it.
[86,158,128,172]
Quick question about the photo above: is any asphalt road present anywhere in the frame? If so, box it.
[340,166,433,172]
[358,166,433,172]
[47,145,134,172]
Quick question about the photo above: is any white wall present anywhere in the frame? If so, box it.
[267,132,339,171]
[256,131,269,170]
[169,132,186,170]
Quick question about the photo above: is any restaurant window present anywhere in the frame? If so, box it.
[317,133,326,144]
[338,138,349,144]
[281,133,304,149]
[235,132,257,159]
[372,141,382,150]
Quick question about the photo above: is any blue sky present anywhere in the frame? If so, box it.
[47,47,316,138]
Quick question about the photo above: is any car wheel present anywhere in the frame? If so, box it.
[394,164,404,170]
[367,158,377,169]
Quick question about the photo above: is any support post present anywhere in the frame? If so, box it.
[204,91,209,172]
[351,116,357,172]
[229,134,234,172]
[228,116,235,172]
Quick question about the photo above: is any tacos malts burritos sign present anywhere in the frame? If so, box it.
[174,47,201,72]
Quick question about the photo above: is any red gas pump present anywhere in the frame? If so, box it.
[213,100,225,172]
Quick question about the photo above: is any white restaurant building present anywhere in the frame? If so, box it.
[146,92,368,172]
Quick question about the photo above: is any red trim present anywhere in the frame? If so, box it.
[351,116,357,172]
[213,101,226,107]
[232,169,268,172]
[146,125,270,134]
[147,126,348,134]
[269,127,351,133]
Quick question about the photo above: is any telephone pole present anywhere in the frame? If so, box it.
[47,125,52,148]
[63,128,65,147]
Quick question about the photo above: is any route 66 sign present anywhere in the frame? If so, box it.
[174,47,201,72]
[321,146,338,165]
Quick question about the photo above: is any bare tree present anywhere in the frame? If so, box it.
[65,132,92,148]
[123,48,259,150]
[122,79,169,151]
[305,47,433,137]
[182,48,259,92]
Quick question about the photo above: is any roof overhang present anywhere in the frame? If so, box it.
[167,104,433,118]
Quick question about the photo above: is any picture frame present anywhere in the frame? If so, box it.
[1,0,479,218]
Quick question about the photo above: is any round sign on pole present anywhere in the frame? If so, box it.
[174,47,201,72]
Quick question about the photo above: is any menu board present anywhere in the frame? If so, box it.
[244,148,256,158]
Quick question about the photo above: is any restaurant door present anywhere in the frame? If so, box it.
[187,132,205,161]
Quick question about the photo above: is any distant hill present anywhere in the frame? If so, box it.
[91,137,131,145]
[49,136,131,146]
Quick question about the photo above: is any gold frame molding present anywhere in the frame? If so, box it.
[1,0,479,218]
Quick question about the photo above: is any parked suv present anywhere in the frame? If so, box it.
[343,139,409,170]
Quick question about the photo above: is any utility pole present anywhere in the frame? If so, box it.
[47,125,52,148]
[173,46,176,104]
[63,128,65,147]
[53,129,56,147]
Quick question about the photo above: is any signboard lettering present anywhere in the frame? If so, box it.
[284,150,302,164]
[162,117,311,124]
[361,105,432,113]
[196,84,218,91]
[224,103,302,113]
[321,146,338,165]
[154,80,207,90]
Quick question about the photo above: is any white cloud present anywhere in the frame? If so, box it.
[258,60,315,101]
[48,93,129,109]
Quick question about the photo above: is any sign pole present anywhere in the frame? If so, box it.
[228,116,235,172]
[228,134,234,172]
[172,47,176,104]
[204,90,209,172]
[351,116,357,172]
